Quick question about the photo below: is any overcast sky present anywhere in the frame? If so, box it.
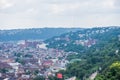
[0,0,120,29]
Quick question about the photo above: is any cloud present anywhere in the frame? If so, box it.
[114,0,120,7]
[0,0,14,9]
[0,0,120,29]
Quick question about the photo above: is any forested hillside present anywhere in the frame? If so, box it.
[45,27,120,80]
[45,27,120,52]
[0,28,80,42]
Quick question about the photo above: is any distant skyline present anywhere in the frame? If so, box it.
[0,0,120,30]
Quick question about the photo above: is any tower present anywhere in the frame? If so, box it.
[38,59,41,65]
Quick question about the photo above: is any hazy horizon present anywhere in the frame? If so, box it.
[0,26,120,30]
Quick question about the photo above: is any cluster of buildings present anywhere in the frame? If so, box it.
[74,39,96,47]
[0,40,69,80]
[51,27,112,48]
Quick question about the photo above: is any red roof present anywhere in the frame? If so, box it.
[57,73,63,79]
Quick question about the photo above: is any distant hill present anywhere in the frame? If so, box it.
[0,28,81,42]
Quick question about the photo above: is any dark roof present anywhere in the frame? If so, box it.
[0,77,4,80]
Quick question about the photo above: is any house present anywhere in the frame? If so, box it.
[42,60,53,67]
[0,61,12,70]
[18,74,31,80]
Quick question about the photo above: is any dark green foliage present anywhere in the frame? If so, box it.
[95,61,120,80]
[48,76,63,80]
[15,58,25,65]
[33,76,45,80]
[45,27,120,79]
[0,68,8,73]
[46,27,120,53]
[63,37,120,79]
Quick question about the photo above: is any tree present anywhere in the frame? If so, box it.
[95,61,120,80]
[33,76,45,80]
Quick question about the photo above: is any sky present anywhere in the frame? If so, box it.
[0,0,120,29]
